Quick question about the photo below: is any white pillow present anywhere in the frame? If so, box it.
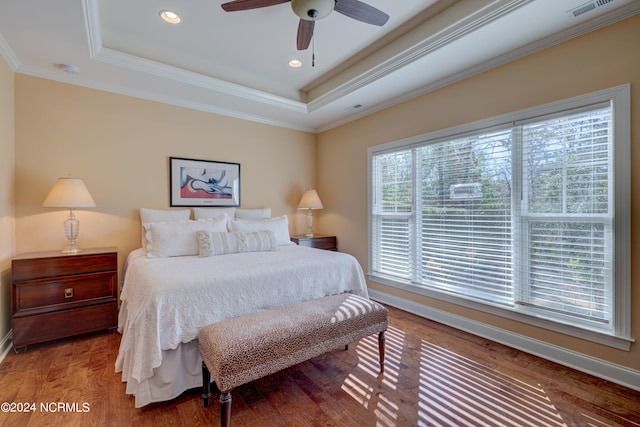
[145,216,228,258]
[193,207,236,220]
[229,215,292,246]
[235,208,271,220]
[140,208,191,249]
[197,231,277,257]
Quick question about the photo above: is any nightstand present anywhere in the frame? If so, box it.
[290,235,337,251]
[11,247,118,352]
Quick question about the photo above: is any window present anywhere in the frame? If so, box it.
[369,86,631,349]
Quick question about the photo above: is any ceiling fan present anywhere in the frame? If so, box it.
[220,0,390,50]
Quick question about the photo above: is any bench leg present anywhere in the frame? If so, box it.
[202,361,212,407]
[378,330,386,374]
[220,391,232,427]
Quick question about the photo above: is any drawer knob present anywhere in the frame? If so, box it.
[64,288,74,299]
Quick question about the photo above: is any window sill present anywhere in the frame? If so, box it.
[368,273,634,351]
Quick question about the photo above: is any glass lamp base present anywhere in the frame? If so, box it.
[61,245,81,255]
[62,209,81,254]
[305,209,315,238]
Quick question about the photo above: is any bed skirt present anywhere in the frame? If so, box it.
[119,340,202,408]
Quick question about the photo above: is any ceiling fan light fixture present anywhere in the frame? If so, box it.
[291,0,334,21]
[288,59,303,68]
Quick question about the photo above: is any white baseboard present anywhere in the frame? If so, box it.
[0,330,12,364]
[369,289,640,392]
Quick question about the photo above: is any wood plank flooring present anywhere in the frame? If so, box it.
[1,305,638,426]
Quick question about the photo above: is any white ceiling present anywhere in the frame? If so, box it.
[0,0,638,133]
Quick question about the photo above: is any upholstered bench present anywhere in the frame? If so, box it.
[198,293,389,427]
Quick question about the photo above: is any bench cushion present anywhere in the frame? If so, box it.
[198,293,388,392]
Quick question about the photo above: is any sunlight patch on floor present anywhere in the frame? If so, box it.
[341,326,405,426]
[418,340,568,427]
[338,324,583,426]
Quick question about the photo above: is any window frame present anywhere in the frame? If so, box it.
[367,85,632,350]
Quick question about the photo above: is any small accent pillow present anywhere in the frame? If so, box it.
[235,208,271,220]
[197,231,278,257]
[145,216,228,258]
[229,215,292,246]
[140,208,191,250]
[193,207,236,220]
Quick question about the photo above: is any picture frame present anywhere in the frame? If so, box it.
[170,157,241,207]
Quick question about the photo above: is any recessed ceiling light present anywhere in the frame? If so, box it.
[159,10,181,24]
[288,59,303,68]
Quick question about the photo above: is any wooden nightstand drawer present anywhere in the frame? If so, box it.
[12,251,116,281]
[12,303,117,347]
[291,235,337,251]
[13,271,116,317]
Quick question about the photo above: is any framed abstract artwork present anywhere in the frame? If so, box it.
[170,157,241,207]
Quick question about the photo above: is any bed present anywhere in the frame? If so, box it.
[115,209,368,408]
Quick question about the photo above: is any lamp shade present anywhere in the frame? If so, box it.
[298,189,323,210]
[42,177,96,208]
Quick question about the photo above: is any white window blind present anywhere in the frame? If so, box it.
[371,149,413,280]
[369,86,630,346]
[519,105,612,322]
[418,129,513,305]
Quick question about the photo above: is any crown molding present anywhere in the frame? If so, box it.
[307,0,532,113]
[15,63,315,133]
[0,31,21,71]
[82,0,102,58]
[82,0,533,118]
[93,47,308,113]
[10,0,637,134]
[83,0,308,114]
[318,0,640,133]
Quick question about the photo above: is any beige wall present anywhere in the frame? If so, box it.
[317,15,640,372]
[14,76,317,274]
[0,56,15,347]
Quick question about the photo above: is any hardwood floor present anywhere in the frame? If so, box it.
[1,305,638,426]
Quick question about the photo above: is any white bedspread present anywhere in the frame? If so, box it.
[115,245,368,391]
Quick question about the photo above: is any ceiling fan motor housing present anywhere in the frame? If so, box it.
[291,0,335,21]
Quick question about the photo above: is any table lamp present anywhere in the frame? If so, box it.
[298,189,323,237]
[42,177,96,254]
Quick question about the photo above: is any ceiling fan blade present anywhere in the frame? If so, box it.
[334,0,389,26]
[297,19,315,50]
[221,0,290,12]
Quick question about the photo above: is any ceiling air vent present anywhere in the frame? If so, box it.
[568,0,616,18]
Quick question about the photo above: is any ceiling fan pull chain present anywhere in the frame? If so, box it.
[312,33,316,67]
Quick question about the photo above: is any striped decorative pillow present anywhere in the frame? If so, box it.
[197,230,278,257]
